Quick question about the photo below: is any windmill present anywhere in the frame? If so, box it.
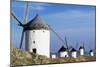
[57,36,69,58]
[79,42,85,56]
[89,47,94,56]
[70,43,78,58]
[12,2,68,58]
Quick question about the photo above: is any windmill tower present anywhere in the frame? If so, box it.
[58,46,68,57]
[57,36,69,58]
[89,49,94,56]
[11,2,50,58]
[71,48,77,58]
[25,15,50,57]
[79,43,85,56]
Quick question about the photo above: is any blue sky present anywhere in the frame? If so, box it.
[11,1,96,53]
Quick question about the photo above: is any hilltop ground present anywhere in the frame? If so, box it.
[11,48,96,67]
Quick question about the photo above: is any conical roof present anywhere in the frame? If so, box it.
[71,48,77,52]
[24,14,49,30]
[89,50,93,52]
[79,46,84,50]
[58,46,67,52]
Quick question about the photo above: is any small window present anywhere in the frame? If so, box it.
[32,48,36,53]
[33,41,35,44]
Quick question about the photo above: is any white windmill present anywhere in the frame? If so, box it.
[71,47,77,58]
[58,46,67,57]
[79,43,85,56]
[11,2,50,57]
[58,36,69,58]
[88,46,94,56]
[89,49,94,56]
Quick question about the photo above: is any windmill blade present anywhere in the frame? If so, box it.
[76,42,79,50]
[20,30,24,49]
[47,24,65,45]
[65,36,68,49]
[69,46,73,49]
[24,2,29,24]
[83,42,85,49]
[11,12,23,26]
[83,42,85,48]
[82,42,85,52]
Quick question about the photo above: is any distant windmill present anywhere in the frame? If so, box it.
[79,42,85,56]
[71,48,77,58]
[89,48,94,56]
[87,45,94,56]
[70,43,77,58]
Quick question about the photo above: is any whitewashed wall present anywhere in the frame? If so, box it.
[25,30,50,58]
[90,52,94,56]
[59,51,69,57]
[79,49,84,55]
[71,51,77,58]
[51,54,56,58]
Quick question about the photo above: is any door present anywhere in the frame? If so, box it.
[32,48,36,53]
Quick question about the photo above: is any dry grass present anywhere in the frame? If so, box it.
[11,48,96,66]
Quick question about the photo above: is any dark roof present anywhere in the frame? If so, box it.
[71,48,77,52]
[24,14,49,30]
[58,46,67,52]
[89,50,93,52]
[79,46,84,49]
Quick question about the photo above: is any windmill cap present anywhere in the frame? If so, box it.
[90,50,93,52]
[24,14,49,30]
[79,46,84,49]
[71,48,77,52]
[58,46,67,52]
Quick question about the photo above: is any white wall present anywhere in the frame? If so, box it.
[90,52,94,56]
[60,51,69,57]
[25,30,50,58]
[51,54,56,58]
[71,51,77,58]
[80,49,84,55]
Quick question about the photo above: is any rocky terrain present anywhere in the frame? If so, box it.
[11,48,96,67]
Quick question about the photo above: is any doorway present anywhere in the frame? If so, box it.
[32,48,36,53]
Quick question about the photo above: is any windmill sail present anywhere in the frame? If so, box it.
[11,2,29,49]
[24,2,29,24]
[11,12,23,26]
[20,30,25,49]
[65,36,68,49]
[47,24,65,45]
